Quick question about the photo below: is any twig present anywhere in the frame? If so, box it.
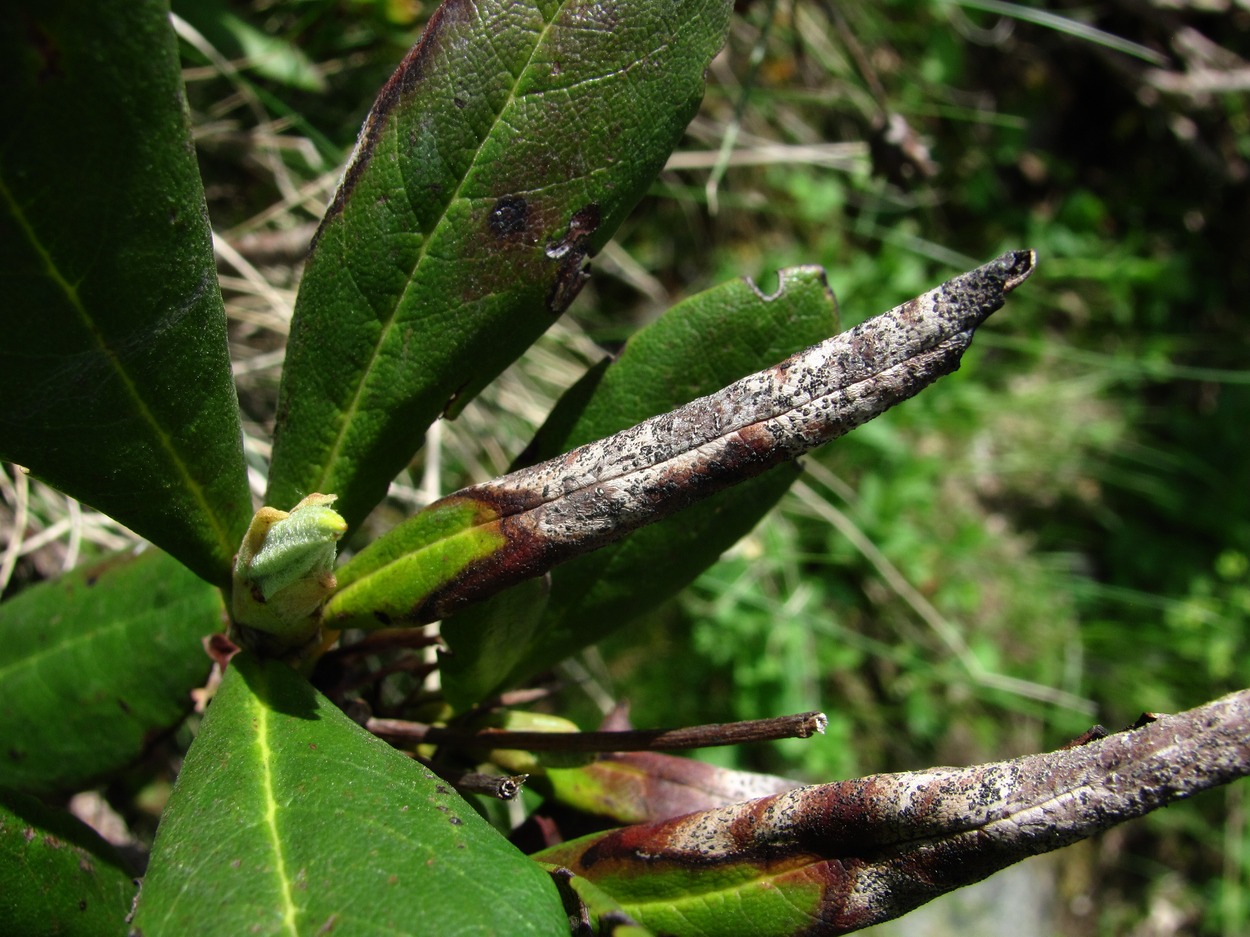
[367,711,827,753]
[443,771,530,801]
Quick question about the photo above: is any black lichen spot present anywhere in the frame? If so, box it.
[487,196,530,239]
[448,815,463,826]
[453,96,466,109]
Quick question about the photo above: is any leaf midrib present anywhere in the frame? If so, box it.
[255,692,301,936]
[0,175,236,565]
[307,3,570,495]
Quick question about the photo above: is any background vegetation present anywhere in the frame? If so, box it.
[2,0,1247,933]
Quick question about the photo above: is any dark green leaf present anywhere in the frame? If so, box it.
[266,0,734,528]
[442,267,839,700]
[0,0,252,589]
[0,790,134,937]
[132,652,568,936]
[0,551,223,794]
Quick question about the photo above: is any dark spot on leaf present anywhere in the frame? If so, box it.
[10,747,27,762]
[449,815,463,826]
[117,697,132,715]
[231,859,242,868]
[435,784,450,795]
[373,610,393,626]
[23,827,35,843]
[544,204,601,314]
[487,196,530,239]
[566,204,601,241]
[547,260,590,314]
[46,835,63,849]
[453,96,466,109]
[79,900,88,911]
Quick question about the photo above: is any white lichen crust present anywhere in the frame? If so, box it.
[470,250,1035,554]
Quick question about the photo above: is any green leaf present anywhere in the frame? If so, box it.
[0,790,135,937]
[132,652,568,936]
[443,268,838,701]
[0,0,252,589]
[172,0,327,91]
[266,0,734,528]
[0,550,223,795]
[327,496,509,629]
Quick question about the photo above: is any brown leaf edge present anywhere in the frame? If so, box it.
[537,688,1250,935]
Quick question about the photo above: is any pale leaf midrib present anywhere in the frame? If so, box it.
[306,2,571,495]
[0,174,236,563]
[255,698,301,936]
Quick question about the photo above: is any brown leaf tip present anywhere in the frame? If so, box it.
[999,249,1038,293]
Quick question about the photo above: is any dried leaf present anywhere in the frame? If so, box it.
[325,250,1036,629]
[536,688,1250,936]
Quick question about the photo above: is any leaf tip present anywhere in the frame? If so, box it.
[1000,249,1038,293]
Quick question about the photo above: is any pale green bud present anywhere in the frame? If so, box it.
[232,493,347,658]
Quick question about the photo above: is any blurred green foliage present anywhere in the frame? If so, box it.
[147,1,1250,933]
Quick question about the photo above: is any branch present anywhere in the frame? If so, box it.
[367,711,827,753]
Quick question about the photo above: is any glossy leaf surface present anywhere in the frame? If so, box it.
[266,0,734,528]
[0,0,252,588]
[0,790,134,937]
[0,550,223,794]
[133,652,567,936]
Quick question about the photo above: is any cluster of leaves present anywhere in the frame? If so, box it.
[0,1,1033,934]
[4,0,1250,935]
